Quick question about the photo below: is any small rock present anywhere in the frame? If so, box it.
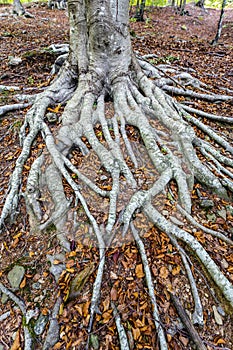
[34,295,45,303]
[200,199,214,208]
[47,254,66,283]
[213,305,223,325]
[90,334,99,350]
[226,205,233,215]
[221,258,229,270]
[100,175,108,181]
[162,210,169,216]
[206,213,216,222]
[8,56,22,66]
[1,293,8,304]
[34,313,49,335]
[46,112,57,123]
[32,282,42,290]
[217,306,225,317]
[7,265,25,289]
[217,209,227,220]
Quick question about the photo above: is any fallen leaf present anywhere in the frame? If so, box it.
[10,329,21,350]
[135,264,145,278]
[159,266,169,279]
[179,335,189,346]
[132,327,141,341]
[110,287,118,301]
[172,265,181,276]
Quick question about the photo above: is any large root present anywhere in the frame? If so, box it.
[1,55,233,349]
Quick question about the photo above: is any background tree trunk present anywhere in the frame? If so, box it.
[211,0,227,44]
[12,0,25,16]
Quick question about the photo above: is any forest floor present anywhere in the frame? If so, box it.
[0,3,233,350]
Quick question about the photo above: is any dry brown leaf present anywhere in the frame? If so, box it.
[135,264,145,278]
[83,301,90,317]
[179,335,189,346]
[103,296,110,312]
[110,287,118,301]
[172,265,181,276]
[53,259,62,265]
[53,342,63,349]
[132,327,141,341]
[10,329,21,350]
[214,337,226,345]
[102,310,112,323]
[159,266,169,279]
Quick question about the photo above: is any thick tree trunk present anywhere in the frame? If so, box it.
[67,0,131,85]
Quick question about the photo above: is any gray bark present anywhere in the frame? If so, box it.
[12,0,25,15]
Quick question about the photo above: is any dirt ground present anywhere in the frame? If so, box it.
[0,3,233,350]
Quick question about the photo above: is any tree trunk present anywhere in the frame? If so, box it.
[211,0,227,45]
[67,0,131,89]
[12,0,25,16]
[134,0,146,21]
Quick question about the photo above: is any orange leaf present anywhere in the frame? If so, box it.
[66,268,75,273]
[10,329,21,350]
[42,308,49,315]
[159,266,169,279]
[53,260,62,265]
[48,104,61,113]
[215,338,226,345]
[132,327,141,341]
[83,301,90,317]
[102,311,112,323]
[172,265,181,276]
[53,342,63,349]
[20,277,26,289]
[135,264,145,278]
[13,232,23,239]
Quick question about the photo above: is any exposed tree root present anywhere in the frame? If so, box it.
[1,52,233,349]
[0,102,31,118]
[0,283,35,350]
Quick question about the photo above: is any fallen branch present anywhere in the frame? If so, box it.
[170,293,207,350]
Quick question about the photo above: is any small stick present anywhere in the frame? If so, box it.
[170,293,207,350]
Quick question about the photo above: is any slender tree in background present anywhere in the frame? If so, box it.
[196,0,205,8]
[211,0,227,44]
[0,0,233,348]
[12,0,25,15]
[134,0,146,21]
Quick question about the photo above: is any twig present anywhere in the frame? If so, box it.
[170,293,207,350]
